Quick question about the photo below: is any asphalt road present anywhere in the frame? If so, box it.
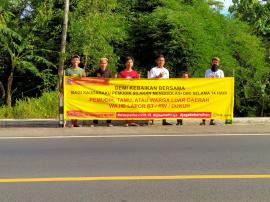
[0,132,270,201]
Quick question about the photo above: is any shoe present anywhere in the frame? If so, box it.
[209,121,216,125]
[147,120,154,126]
[176,120,183,125]
[200,121,206,126]
[71,119,80,127]
[128,122,140,126]
[225,120,232,124]
[107,123,114,127]
[162,121,173,126]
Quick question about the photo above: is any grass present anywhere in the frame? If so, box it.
[0,92,58,119]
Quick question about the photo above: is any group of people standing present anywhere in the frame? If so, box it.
[65,54,224,127]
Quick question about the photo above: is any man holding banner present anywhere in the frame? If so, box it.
[149,55,172,126]
[64,56,234,125]
[118,56,140,127]
[92,58,114,127]
[176,71,189,125]
[200,57,224,126]
[65,55,86,127]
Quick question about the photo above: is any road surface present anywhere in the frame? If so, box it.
[0,129,270,201]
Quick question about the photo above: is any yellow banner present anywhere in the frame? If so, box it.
[64,77,234,120]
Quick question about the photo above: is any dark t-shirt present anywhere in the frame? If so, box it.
[93,68,113,78]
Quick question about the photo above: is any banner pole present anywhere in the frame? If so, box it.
[59,75,65,128]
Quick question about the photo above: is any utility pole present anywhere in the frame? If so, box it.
[59,0,69,71]
[58,0,69,128]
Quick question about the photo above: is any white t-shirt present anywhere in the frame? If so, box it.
[205,69,224,78]
[149,67,169,78]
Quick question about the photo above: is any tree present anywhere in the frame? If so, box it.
[0,0,269,116]
[68,0,127,73]
[0,25,55,106]
[0,0,60,104]
[229,0,270,59]
[121,0,269,116]
[229,0,270,116]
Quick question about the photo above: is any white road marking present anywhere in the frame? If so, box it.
[0,133,269,139]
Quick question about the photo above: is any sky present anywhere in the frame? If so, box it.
[221,0,233,14]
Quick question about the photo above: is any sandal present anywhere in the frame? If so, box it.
[200,121,206,126]
[128,122,140,126]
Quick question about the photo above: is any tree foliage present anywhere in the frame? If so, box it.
[229,0,270,116]
[0,0,269,116]
[229,0,270,36]
[0,1,57,106]
[68,0,127,73]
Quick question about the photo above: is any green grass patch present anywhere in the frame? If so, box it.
[0,92,58,119]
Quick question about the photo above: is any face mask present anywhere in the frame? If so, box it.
[211,64,218,72]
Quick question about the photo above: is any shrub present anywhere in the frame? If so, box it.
[0,92,58,119]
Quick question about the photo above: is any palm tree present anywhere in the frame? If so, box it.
[0,25,54,107]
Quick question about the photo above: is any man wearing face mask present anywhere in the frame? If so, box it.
[200,57,224,125]
[205,57,224,78]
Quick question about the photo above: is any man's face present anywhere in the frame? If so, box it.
[182,73,189,78]
[71,58,80,67]
[125,59,134,69]
[99,60,108,69]
[212,59,219,66]
[156,57,165,68]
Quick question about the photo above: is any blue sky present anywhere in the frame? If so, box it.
[221,0,233,14]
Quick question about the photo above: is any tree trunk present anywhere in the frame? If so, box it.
[5,71,14,107]
[0,81,5,100]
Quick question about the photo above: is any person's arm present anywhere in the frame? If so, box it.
[117,72,122,78]
[135,71,140,78]
[148,69,155,78]
[82,70,86,77]
[221,70,224,78]
[79,68,86,77]
[65,69,69,76]
[109,71,113,78]
[204,70,208,78]
[149,68,163,78]
[164,69,169,78]
[92,70,97,77]
[157,71,166,78]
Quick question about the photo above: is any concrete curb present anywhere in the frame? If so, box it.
[0,119,58,127]
[0,118,269,127]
